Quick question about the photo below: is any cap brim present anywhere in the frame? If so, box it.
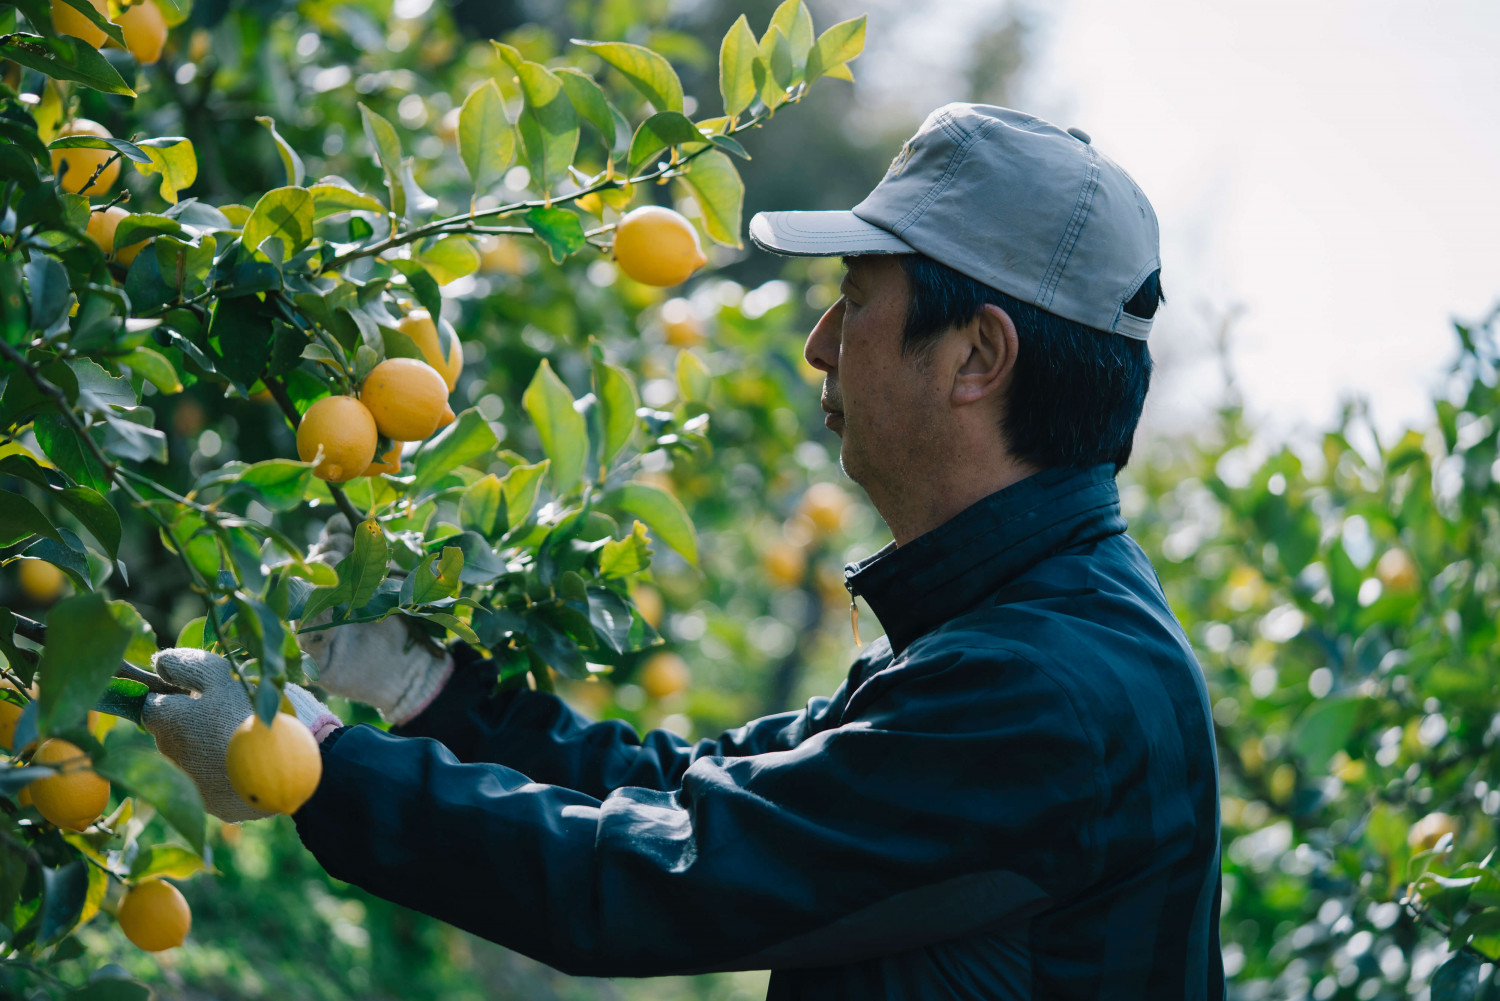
[749,210,914,257]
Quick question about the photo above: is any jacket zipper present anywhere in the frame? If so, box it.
[844,566,862,647]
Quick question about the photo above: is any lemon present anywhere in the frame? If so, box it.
[296,395,378,483]
[799,482,853,536]
[638,651,690,700]
[1376,548,1419,594]
[117,879,192,951]
[613,206,707,287]
[51,119,121,195]
[29,739,111,831]
[0,682,25,752]
[762,539,807,588]
[116,0,167,64]
[476,235,526,275]
[49,0,108,47]
[85,206,147,267]
[362,441,403,477]
[396,310,463,391]
[18,559,67,603]
[225,712,322,815]
[360,358,455,441]
[630,584,664,629]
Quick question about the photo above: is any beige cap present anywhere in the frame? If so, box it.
[749,104,1161,339]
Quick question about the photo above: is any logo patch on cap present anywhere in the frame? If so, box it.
[886,141,915,179]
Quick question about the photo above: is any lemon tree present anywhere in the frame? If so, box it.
[0,0,868,994]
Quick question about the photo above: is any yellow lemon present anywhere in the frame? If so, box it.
[116,0,167,64]
[1376,548,1419,594]
[659,298,704,347]
[29,739,110,831]
[85,206,147,267]
[362,441,403,477]
[117,879,192,952]
[360,358,455,441]
[613,206,707,287]
[638,651,690,700]
[49,0,108,47]
[476,235,526,274]
[1409,812,1459,852]
[225,712,321,815]
[295,395,378,483]
[799,482,853,536]
[396,310,462,391]
[630,584,664,630]
[762,539,807,588]
[18,559,67,603]
[51,119,120,195]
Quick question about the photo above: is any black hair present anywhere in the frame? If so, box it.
[896,255,1160,471]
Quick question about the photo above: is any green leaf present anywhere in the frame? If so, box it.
[401,548,463,605]
[756,25,792,109]
[628,110,702,171]
[599,519,652,578]
[25,255,69,332]
[594,360,640,467]
[523,360,588,496]
[501,461,548,532]
[422,611,480,646]
[458,79,514,196]
[514,61,579,195]
[53,486,120,561]
[112,212,185,254]
[97,737,206,855]
[237,458,314,512]
[524,206,587,264]
[117,346,182,395]
[459,474,506,538]
[676,349,712,403]
[572,39,684,112]
[416,235,480,285]
[390,258,443,326]
[71,357,137,410]
[37,593,132,735]
[608,482,697,566]
[719,15,759,117]
[67,977,152,1000]
[412,408,500,496]
[47,133,150,163]
[0,34,134,96]
[106,600,157,668]
[1291,696,1365,771]
[208,297,274,388]
[446,531,507,584]
[1431,951,1480,1001]
[133,138,197,204]
[93,677,147,725]
[680,149,743,247]
[555,68,618,154]
[254,116,305,186]
[803,15,867,86]
[343,519,390,611]
[129,844,207,882]
[38,862,89,945]
[32,416,109,493]
[0,491,64,548]
[358,103,405,218]
[768,0,815,77]
[242,185,314,256]
[308,178,387,219]
[587,586,634,652]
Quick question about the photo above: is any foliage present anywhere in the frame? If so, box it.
[1127,305,1500,1001]
[0,0,865,994]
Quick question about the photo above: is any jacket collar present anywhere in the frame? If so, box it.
[844,464,1127,656]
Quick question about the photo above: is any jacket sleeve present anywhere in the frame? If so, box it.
[391,644,841,799]
[294,644,1102,978]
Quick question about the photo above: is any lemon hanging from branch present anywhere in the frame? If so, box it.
[360,358,456,441]
[296,395,378,483]
[225,712,322,815]
[117,879,192,951]
[613,206,708,287]
[28,739,110,831]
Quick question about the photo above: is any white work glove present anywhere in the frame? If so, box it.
[297,515,453,724]
[141,649,342,823]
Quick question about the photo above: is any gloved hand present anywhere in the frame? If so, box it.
[141,648,342,823]
[297,515,453,724]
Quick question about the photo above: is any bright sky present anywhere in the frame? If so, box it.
[850,0,1500,442]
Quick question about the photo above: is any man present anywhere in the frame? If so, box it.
[142,104,1225,999]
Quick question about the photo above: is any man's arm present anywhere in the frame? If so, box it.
[392,644,844,798]
[293,644,1101,978]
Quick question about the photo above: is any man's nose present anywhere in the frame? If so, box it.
[804,299,843,374]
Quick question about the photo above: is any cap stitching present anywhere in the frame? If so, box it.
[1037,143,1100,309]
[892,116,1001,236]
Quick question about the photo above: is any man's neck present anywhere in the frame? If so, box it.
[869,454,1042,546]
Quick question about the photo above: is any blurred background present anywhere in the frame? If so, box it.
[5,0,1499,998]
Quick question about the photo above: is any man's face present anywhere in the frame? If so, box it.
[804,256,946,490]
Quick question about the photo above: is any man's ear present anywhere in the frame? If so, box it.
[952,303,1019,407]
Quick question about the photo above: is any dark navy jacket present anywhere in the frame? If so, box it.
[296,464,1226,999]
